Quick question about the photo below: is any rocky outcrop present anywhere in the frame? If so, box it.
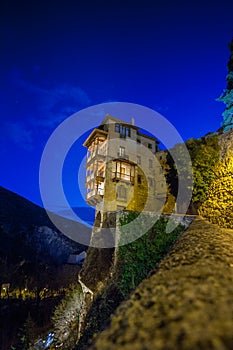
[89,218,233,350]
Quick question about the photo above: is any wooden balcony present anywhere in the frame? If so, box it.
[86,188,104,206]
[112,172,134,183]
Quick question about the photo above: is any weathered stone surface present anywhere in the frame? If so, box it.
[199,130,233,228]
[89,218,233,350]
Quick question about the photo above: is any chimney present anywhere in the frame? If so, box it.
[130,117,135,125]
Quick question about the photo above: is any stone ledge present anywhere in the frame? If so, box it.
[89,218,233,350]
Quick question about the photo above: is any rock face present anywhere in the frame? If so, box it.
[199,130,233,228]
[0,186,89,266]
[89,218,233,350]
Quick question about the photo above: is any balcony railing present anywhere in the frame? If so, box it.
[112,172,134,183]
[117,152,129,160]
[86,188,104,204]
[86,189,103,198]
[86,170,105,183]
[87,142,107,161]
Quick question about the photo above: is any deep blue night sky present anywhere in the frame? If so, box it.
[0,0,233,213]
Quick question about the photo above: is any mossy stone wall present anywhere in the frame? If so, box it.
[199,130,233,228]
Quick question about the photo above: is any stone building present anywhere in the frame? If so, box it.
[83,115,166,223]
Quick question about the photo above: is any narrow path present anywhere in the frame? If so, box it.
[90,217,233,350]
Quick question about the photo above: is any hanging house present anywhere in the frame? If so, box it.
[83,115,166,221]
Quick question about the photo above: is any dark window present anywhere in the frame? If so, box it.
[137,138,141,143]
[125,127,131,137]
[115,123,120,133]
[148,178,154,187]
[138,175,142,184]
[148,143,152,149]
[116,124,131,138]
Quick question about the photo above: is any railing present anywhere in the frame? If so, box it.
[117,152,129,160]
[98,142,107,156]
[86,172,95,182]
[87,142,107,161]
[86,188,104,199]
[112,172,134,183]
[86,170,105,183]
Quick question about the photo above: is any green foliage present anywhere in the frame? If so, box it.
[188,136,220,205]
[166,135,220,211]
[76,215,185,349]
[117,212,184,296]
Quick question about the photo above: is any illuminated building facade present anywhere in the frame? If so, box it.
[83,115,166,222]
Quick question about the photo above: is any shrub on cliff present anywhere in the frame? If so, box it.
[166,135,220,212]
[117,212,184,296]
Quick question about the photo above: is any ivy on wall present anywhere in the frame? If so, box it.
[165,135,220,212]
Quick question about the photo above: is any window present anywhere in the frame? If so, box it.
[87,169,92,176]
[119,146,125,157]
[149,159,153,169]
[137,156,141,165]
[113,161,135,183]
[125,127,131,137]
[138,175,142,184]
[148,143,152,149]
[137,138,141,144]
[115,123,120,133]
[117,185,127,200]
[116,124,131,138]
[148,178,154,187]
